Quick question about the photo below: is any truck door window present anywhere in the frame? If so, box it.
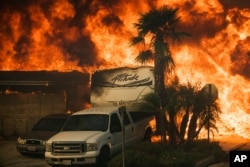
[110,113,122,133]
[118,111,131,126]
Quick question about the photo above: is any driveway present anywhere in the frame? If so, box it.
[0,139,48,167]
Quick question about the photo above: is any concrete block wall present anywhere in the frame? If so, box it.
[0,92,66,138]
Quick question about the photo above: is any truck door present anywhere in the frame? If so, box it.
[109,113,123,155]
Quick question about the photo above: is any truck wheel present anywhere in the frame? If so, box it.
[98,146,110,167]
[144,128,152,142]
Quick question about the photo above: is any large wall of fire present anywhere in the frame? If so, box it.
[0,0,249,138]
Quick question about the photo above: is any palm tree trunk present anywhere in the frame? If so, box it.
[154,55,167,143]
[168,111,177,145]
[187,113,198,141]
[179,107,190,142]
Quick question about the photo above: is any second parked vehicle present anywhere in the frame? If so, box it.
[16,113,70,155]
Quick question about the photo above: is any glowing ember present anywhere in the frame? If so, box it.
[0,0,249,138]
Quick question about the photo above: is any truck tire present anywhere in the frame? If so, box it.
[97,146,110,167]
[143,128,152,141]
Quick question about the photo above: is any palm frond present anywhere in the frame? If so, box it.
[159,5,180,24]
[134,50,154,64]
[134,5,181,35]
[137,93,160,112]
[130,36,145,46]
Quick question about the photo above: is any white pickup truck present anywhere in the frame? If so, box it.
[45,106,155,167]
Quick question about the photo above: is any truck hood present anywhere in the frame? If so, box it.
[47,131,106,143]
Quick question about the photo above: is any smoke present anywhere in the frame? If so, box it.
[177,1,226,40]
[219,0,250,10]
[230,37,250,78]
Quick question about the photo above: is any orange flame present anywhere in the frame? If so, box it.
[0,0,249,138]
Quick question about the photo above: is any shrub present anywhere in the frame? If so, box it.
[108,150,163,167]
[189,140,227,162]
[108,140,227,167]
[129,141,166,156]
[160,152,194,167]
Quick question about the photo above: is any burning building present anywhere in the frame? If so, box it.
[0,0,249,139]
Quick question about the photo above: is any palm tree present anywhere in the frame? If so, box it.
[178,83,197,143]
[138,82,221,145]
[164,83,197,145]
[164,85,181,145]
[131,5,190,143]
[187,90,221,142]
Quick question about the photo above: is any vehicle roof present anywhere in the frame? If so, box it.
[73,106,120,115]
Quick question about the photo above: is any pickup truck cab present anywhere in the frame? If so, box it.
[45,106,155,166]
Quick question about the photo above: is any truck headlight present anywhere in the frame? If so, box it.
[86,143,98,151]
[46,143,52,152]
[17,137,26,144]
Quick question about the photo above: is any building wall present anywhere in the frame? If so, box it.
[0,92,66,137]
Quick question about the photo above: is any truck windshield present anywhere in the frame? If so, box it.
[62,114,109,132]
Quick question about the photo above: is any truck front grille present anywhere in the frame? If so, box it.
[52,142,86,154]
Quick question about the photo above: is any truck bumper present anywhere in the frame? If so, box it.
[45,152,98,166]
[16,144,45,154]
